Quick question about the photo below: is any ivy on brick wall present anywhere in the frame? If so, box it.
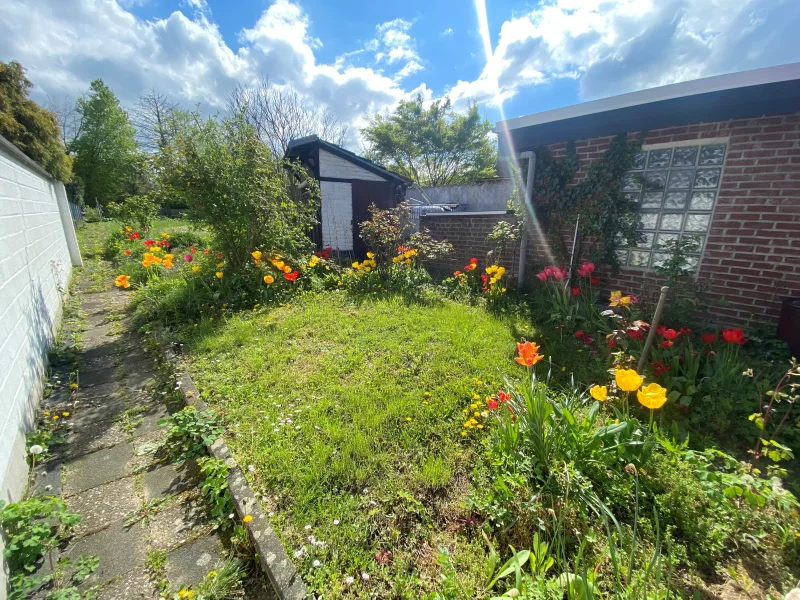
[531,133,642,271]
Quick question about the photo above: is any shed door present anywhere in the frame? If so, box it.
[351,180,394,258]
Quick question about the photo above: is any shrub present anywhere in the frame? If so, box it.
[157,110,320,273]
[107,192,161,232]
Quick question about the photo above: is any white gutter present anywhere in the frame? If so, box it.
[517,151,536,289]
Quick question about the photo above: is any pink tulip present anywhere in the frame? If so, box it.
[184,254,193,262]
[536,271,548,281]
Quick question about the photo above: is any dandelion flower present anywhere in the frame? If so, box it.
[243,515,253,524]
[29,445,43,455]
[361,572,370,582]
[313,560,321,568]
[345,576,355,585]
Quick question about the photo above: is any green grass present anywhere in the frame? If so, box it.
[181,292,529,596]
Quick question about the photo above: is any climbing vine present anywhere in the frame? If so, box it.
[532,133,642,271]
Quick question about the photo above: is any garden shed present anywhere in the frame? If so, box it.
[286,135,412,257]
[423,63,800,329]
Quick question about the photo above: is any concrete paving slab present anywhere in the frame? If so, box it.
[80,367,118,388]
[97,568,160,600]
[66,418,128,459]
[164,533,224,590]
[29,461,62,497]
[64,442,134,494]
[66,476,140,536]
[144,461,200,502]
[67,519,148,588]
[147,493,210,551]
[132,403,169,438]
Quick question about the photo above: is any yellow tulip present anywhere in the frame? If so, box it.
[589,385,608,402]
[215,271,223,279]
[637,383,667,409]
[615,368,643,392]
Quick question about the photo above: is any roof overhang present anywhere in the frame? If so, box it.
[496,63,800,150]
[286,135,413,184]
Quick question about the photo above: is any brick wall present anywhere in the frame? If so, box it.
[423,113,800,327]
[420,212,519,274]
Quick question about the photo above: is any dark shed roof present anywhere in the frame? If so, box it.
[496,63,800,152]
[285,135,413,184]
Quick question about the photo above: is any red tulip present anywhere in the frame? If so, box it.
[627,328,644,340]
[661,329,679,341]
[487,397,499,410]
[553,267,568,280]
[607,338,618,349]
[660,340,674,349]
[701,333,717,344]
[679,327,692,336]
[572,287,581,296]
[284,271,300,282]
[536,271,548,281]
[574,330,585,339]
[656,325,666,336]
[470,257,478,264]
[721,328,747,345]
[590,277,600,285]
[497,390,510,403]
[576,262,595,277]
[544,266,556,277]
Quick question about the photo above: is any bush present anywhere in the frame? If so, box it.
[107,192,160,232]
[157,110,320,274]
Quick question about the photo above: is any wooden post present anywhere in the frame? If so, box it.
[637,286,670,374]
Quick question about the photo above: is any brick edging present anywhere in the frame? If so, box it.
[159,343,308,600]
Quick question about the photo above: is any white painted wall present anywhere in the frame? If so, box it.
[320,181,353,251]
[406,179,513,211]
[318,149,388,251]
[319,149,386,181]
[0,136,81,516]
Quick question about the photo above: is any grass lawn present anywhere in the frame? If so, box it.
[180,291,532,595]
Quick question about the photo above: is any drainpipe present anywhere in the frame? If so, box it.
[517,151,536,289]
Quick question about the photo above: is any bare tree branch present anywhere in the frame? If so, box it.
[228,78,348,155]
[44,94,80,148]
[132,88,180,152]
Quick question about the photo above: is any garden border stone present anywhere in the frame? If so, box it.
[159,343,307,600]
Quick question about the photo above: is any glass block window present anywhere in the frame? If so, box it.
[618,142,726,271]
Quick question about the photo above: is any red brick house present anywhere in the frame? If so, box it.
[421,64,800,329]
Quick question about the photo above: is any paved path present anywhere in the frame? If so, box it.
[34,273,272,598]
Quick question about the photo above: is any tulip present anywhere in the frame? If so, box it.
[721,328,747,345]
[515,340,544,367]
[637,383,667,410]
[701,333,717,344]
[615,368,643,392]
[572,287,581,296]
[536,271,548,281]
[589,385,607,402]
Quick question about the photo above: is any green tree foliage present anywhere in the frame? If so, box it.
[157,109,320,272]
[71,79,139,206]
[362,94,496,186]
[0,61,73,181]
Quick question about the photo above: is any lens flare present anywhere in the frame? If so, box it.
[473,0,556,266]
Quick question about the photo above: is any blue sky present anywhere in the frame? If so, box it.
[2,0,800,148]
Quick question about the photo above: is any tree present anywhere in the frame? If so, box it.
[228,79,348,156]
[157,108,320,272]
[362,95,497,187]
[71,79,140,206]
[0,61,72,181]
[44,93,80,147]
[132,88,180,152]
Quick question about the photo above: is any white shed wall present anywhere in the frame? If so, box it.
[320,181,353,251]
[318,149,386,181]
[0,140,79,511]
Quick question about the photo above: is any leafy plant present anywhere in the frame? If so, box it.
[197,457,234,528]
[158,406,225,461]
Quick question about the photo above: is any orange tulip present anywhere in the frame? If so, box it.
[515,341,544,367]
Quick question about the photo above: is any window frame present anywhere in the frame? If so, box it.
[619,136,730,277]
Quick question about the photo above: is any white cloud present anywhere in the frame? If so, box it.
[442,28,454,36]
[447,0,800,109]
[0,0,413,148]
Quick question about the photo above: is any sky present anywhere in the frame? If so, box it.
[2,0,800,150]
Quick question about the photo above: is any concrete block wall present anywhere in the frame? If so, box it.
[407,179,513,211]
[0,137,80,511]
